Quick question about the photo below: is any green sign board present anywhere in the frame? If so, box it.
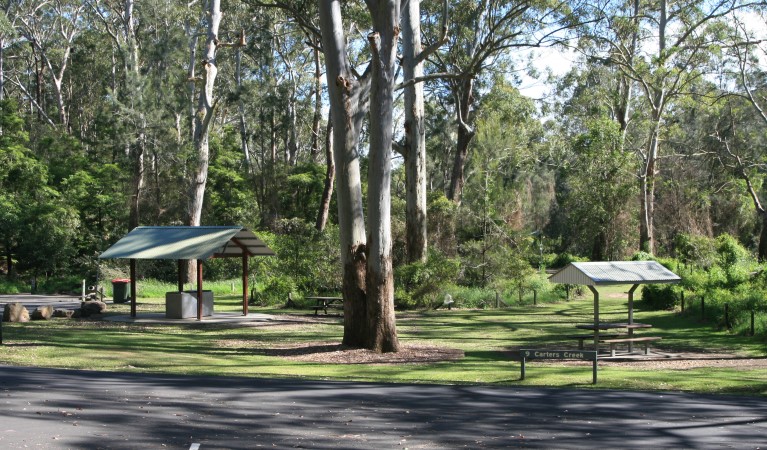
[520,349,598,384]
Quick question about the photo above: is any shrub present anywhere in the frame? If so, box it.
[549,253,588,269]
[395,251,460,308]
[641,284,678,310]
[250,274,296,306]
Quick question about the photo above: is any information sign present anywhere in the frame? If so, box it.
[520,349,598,384]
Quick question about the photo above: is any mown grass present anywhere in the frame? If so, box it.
[2,285,766,395]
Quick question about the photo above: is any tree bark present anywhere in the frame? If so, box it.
[316,116,334,232]
[187,0,222,281]
[235,33,250,167]
[319,0,370,348]
[756,212,767,262]
[310,38,323,161]
[401,0,428,263]
[447,77,475,205]
[365,0,400,352]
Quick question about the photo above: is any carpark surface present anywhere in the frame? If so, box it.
[1,365,766,449]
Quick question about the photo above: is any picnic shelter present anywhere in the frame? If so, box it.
[99,226,275,320]
[549,261,681,354]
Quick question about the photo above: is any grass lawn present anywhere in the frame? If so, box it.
[1,285,766,395]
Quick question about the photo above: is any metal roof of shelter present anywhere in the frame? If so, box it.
[99,226,275,260]
[549,261,680,286]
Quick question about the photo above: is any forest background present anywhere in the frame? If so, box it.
[2,1,767,339]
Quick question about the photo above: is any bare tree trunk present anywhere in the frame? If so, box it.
[401,0,428,263]
[187,0,222,281]
[316,116,334,232]
[319,0,370,348]
[365,0,400,353]
[310,39,323,161]
[235,32,250,167]
[0,37,4,102]
[287,94,298,165]
[124,0,144,231]
[447,77,475,205]
[639,107,661,254]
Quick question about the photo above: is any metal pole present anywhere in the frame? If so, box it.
[177,260,184,292]
[588,286,600,352]
[593,358,597,384]
[627,284,639,353]
[242,255,249,316]
[1,304,4,345]
[129,259,137,318]
[520,355,526,380]
[197,259,203,321]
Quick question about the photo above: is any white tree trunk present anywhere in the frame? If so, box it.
[401,0,428,263]
[365,0,400,352]
[187,0,222,281]
[319,0,370,347]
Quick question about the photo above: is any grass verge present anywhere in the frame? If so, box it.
[1,285,766,395]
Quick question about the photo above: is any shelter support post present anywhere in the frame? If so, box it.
[177,260,184,292]
[627,284,639,352]
[197,260,203,321]
[130,259,137,318]
[588,285,599,351]
[242,255,249,316]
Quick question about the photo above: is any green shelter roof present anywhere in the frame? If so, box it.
[99,226,275,260]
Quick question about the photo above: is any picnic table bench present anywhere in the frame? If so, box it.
[601,336,662,357]
[574,322,660,356]
[567,333,626,350]
[306,296,342,316]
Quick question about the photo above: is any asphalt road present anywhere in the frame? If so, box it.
[1,365,766,449]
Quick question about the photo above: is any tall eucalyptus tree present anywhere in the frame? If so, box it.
[427,0,579,205]
[87,0,146,230]
[320,0,400,352]
[716,16,767,259]
[582,0,762,253]
[399,0,447,263]
[12,0,85,129]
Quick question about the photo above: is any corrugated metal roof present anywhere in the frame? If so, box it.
[99,226,275,260]
[548,261,680,286]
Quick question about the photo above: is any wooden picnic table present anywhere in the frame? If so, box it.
[306,296,342,316]
[574,322,659,355]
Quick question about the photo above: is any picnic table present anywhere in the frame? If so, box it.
[574,322,660,356]
[306,296,342,316]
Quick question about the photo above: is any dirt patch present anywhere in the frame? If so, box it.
[216,339,464,364]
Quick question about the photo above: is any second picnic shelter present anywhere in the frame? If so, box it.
[549,261,681,352]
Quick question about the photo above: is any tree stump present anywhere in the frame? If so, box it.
[3,303,30,323]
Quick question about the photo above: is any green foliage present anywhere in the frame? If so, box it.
[554,118,637,260]
[641,284,678,310]
[251,219,341,297]
[35,276,85,295]
[631,251,655,261]
[675,234,718,268]
[716,234,750,268]
[0,277,27,294]
[436,284,499,309]
[395,251,461,308]
[251,274,298,306]
[549,253,588,269]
